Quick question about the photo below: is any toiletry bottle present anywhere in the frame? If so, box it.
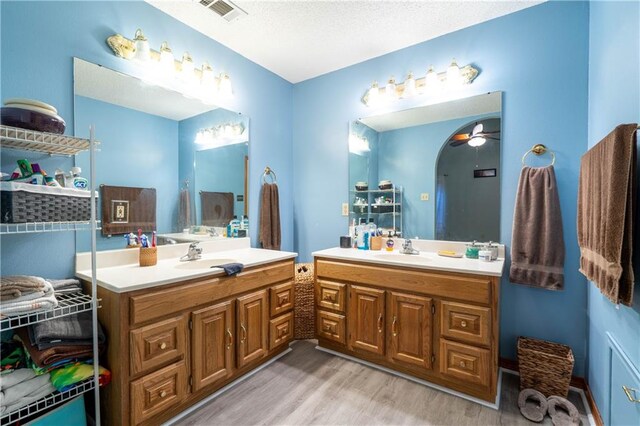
[241,215,249,231]
[356,218,367,250]
[226,221,232,238]
[367,219,377,247]
[386,231,395,251]
[231,216,240,238]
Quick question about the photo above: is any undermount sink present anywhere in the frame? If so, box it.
[174,258,238,270]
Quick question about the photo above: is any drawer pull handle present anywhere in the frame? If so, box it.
[459,361,466,368]
[240,324,247,344]
[324,295,335,302]
[623,386,640,403]
[392,316,398,337]
[160,390,167,398]
[226,328,233,350]
[377,313,383,333]
[160,342,167,350]
[279,297,289,306]
[460,320,467,328]
[323,324,332,332]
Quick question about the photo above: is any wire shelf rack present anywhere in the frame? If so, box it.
[0,292,95,332]
[0,378,95,425]
[0,221,101,235]
[0,125,94,156]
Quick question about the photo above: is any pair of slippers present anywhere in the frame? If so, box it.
[518,388,581,425]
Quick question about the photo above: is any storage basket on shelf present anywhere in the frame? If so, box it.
[294,262,315,339]
[517,336,574,397]
[1,182,96,223]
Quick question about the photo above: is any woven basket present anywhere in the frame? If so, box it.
[139,247,157,267]
[294,262,315,339]
[517,336,574,397]
[1,186,94,223]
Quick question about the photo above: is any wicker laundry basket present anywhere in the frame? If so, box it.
[517,336,574,398]
[294,263,315,339]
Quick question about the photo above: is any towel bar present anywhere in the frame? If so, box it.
[522,144,555,167]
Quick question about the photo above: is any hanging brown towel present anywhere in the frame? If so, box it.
[178,189,192,231]
[259,183,281,250]
[510,166,565,290]
[577,123,637,306]
[200,191,234,227]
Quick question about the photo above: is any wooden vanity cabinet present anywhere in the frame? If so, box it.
[95,259,295,426]
[314,258,499,403]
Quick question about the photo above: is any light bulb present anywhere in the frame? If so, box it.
[425,65,439,90]
[402,72,416,98]
[200,63,215,87]
[180,52,195,80]
[468,136,486,147]
[367,81,380,106]
[446,58,462,87]
[159,42,175,74]
[385,77,397,101]
[219,73,233,99]
[133,29,150,63]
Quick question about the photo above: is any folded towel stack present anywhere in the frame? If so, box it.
[49,279,82,295]
[0,277,58,316]
[0,368,55,415]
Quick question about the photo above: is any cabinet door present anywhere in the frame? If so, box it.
[388,292,432,369]
[237,289,269,368]
[348,285,385,355]
[191,300,234,391]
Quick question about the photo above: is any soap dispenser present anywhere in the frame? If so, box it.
[465,240,480,259]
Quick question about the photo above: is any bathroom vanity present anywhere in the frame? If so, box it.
[313,242,504,405]
[76,239,297,425]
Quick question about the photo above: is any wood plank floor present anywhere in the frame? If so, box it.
[174,340,589,426]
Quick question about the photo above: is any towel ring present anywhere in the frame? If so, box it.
[522,144,555,167]
[262,166,277,184]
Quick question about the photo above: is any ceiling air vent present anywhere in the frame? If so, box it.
[198,0,247,22]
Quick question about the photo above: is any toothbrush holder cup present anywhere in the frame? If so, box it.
[139,247,157,267]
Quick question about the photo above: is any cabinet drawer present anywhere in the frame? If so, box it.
[130,315,187,376]
[130,361,187,425]
[441,301,491,346]
[440,340,490,387]
[316,280,346,312]
[269,312,293,350]
[316,310,346,345]
[270,281,294,317]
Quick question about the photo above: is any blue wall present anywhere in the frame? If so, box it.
[75,95,179,251]
[293,1,590,375]
[586,1,640,422]
[0,1,293,278]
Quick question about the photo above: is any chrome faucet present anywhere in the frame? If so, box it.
[400,239,420,255]
[208,227,219,237]
[180,242,203,261]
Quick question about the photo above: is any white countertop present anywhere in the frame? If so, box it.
[76,239,297,293]
[313,245,505,277]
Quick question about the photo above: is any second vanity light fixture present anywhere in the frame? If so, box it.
[363,59,479,106]
[195,122,246,147]
[107,29,233,104]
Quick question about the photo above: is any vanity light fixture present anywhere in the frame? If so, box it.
[106,29,234,104]
[361,59,478,106]
[195,122,246,148]
[349,133,370,155]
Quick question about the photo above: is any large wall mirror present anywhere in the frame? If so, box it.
[73,58,249,251]
[349,91,502,242]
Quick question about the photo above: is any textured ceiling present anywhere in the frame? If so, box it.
[147,0,544,83]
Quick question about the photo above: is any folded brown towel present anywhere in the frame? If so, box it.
[510,166,565,290]
[259,183,281,250]
[577,123,637,306]
[0,276,47,301]
[16,328,98,368]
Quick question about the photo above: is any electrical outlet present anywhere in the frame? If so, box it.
[342,203,349,216]
[420,193,429,201]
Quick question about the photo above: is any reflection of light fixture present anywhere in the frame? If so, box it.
[385,77,397,101]
[367,82,380,105]
[106,30,235,104]
[402,72,416,98]
[468,136,486,147]
[446,58,462,87]
[349,133,370,154]
[361,60,479,106]
[195,122,247,147]
[133,29,150,62]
